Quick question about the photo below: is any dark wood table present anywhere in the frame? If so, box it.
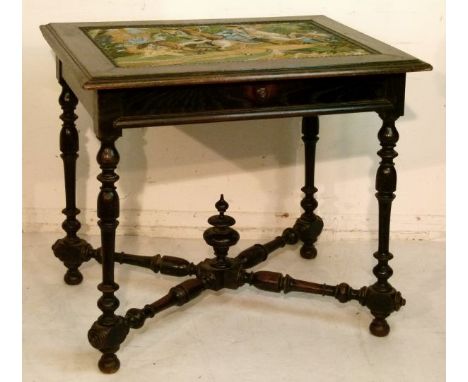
[40,16,432,373]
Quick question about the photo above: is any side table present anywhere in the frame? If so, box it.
[40,16,432,373]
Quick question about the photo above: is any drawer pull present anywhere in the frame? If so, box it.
[243,83,279,104]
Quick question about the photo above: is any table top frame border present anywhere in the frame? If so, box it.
[40,15,432,90]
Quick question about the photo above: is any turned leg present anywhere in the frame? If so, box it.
[52,80,92,285]
[88,137,128,373]
[366,112,406,337]
[293,116,324,259]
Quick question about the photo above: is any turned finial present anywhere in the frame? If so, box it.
[215,194,229,215]
[203,195,240,268]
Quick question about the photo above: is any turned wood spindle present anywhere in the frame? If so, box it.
[58,81,79,239]
[203,195,240,268]
[125,279,205,329]
[293,116,324,259]
[235,228,298,269]
[88,137,128,374]
[244,270,367,305]
[366,113,406,337]
[51,80,92,285]
[113,251,197,277]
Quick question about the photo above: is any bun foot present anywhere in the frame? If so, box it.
[300,243,317,259]
[64,268,83,285]
[52,237,93,285]
[98,353,120,374]
[369,318,390,337]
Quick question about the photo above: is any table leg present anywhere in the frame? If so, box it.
[88,137,129,373]
[366,112,406,337]
[293,116,324,259]
[52,80,92,285]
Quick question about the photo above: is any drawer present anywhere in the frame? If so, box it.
[96,74,403,129]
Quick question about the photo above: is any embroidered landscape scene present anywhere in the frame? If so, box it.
[83,21,371,68]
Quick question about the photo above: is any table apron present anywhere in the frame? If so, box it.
[94,74,406,134]
[114,99,392,128]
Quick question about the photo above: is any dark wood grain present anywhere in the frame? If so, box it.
[125,279,205,329]
[92,73,405,137]
[365,111,406,337]
[42,16,431,373]
[40,16,432,90]
[235,228,298,269]
[88,136,125,374]
[112,251,197,277]
[293,116,324,259]
[51,80,93,285]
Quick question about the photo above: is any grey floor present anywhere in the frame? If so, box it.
[23,232,445,382]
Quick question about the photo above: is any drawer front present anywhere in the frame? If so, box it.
[97,74,405,129]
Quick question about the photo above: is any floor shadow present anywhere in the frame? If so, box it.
[75,99,442,243]
[117,127,148,235]
[75,102,92,235]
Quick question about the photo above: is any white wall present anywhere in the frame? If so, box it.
[23,1,445,240]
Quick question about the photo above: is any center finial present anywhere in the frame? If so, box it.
[203,195,240,268]
[215,194,228,216]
